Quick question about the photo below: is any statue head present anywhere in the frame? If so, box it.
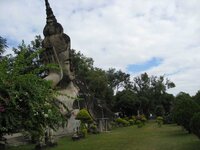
[43,0,64,36]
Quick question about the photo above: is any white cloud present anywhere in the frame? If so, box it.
[0,0,200,96]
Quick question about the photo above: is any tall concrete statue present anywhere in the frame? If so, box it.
[41,0,80,145]
[42,0,74,88]
[42,0,78,112]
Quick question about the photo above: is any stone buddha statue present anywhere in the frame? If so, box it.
[41,0,79,123]
[42,0,74,88]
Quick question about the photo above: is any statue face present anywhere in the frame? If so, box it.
[44,22,63,36]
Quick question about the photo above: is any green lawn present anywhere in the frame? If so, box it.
[9,121,200,150]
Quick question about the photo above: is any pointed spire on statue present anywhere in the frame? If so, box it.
[45,0,57,24]
[43,0,64,36]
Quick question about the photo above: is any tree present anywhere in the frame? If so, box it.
[132,73,175,117]
[106,68,131,92]
[193,90,200,106]
[0,36,7,56]
[71,49,94,80]
[161,93,174,114]
[190,112,200,138]
[0,39,66,145]
[71,50,115,109]
[172,92,200,133]
[133,73,151,116]
[114,90,138,116]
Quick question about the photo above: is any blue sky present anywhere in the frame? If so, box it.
[127,57,163,73]
[0,0,200,95]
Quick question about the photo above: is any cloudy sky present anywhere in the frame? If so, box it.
[0,0,200,96]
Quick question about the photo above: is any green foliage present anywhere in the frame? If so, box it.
[71,50,176,119]
[190,112,200,138]
[193,90,200,106]
[0,39,66,140]
[135,120,143,128]
[86,68,111,100]
[71,50,114,107]
[76,109,93,124]
[156,116,164,127]
[88,124,99,134]
[115,118,129,127]
[133,73,175,117]
[79,123,88,138]
[155,105,165,116]
[141,115,147,125]
[71,49,94,78]
[114,90,138,116]
[136,115,147,126]
[110,121,117,128]
[131,116,136,121]
[163,113,174,124]
[106,68,131,92]
[128,119,135,125]
[172,92,200,133]
[0,36,8,55]
[75,111,93,138]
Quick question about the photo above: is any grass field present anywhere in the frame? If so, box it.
[9,121,200,150]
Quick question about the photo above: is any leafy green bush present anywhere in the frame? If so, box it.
[172,98,200,133]
[190,112,200,138]
[75,109,93,138]
[76,109,93,124]
[131,116,136,122]
[156,116,164,127]
[88,124,99,134]
[128,119,135,125]
[79,123,87,138]
[0,43,66,144]
[136,115,147,125]
[115,118,129,127]
[141,115,147,125]
[124,117,129,121]
[135,120,143,128]
[110,121,117,128]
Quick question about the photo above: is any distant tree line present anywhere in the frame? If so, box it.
[71,46,175,118]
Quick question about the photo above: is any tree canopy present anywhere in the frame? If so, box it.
[0,37,66,140]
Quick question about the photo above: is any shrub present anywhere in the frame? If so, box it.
[141,115,147,125]
[124,117,129,121]
[131,116,136,122]
[136,120,143,128]
[88,124,99,134]
[163,113,174,124]
[115,118,129,127]
[110,121,117,128]
[136,115,147,125]
[79,123,87,138]
[75,109,93,138]
[76,109,93,124]
[128,119,135,125]
[80,128,87,138]
[190,112,200,138]
[172,98,200,133]
[156,116,164,127]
